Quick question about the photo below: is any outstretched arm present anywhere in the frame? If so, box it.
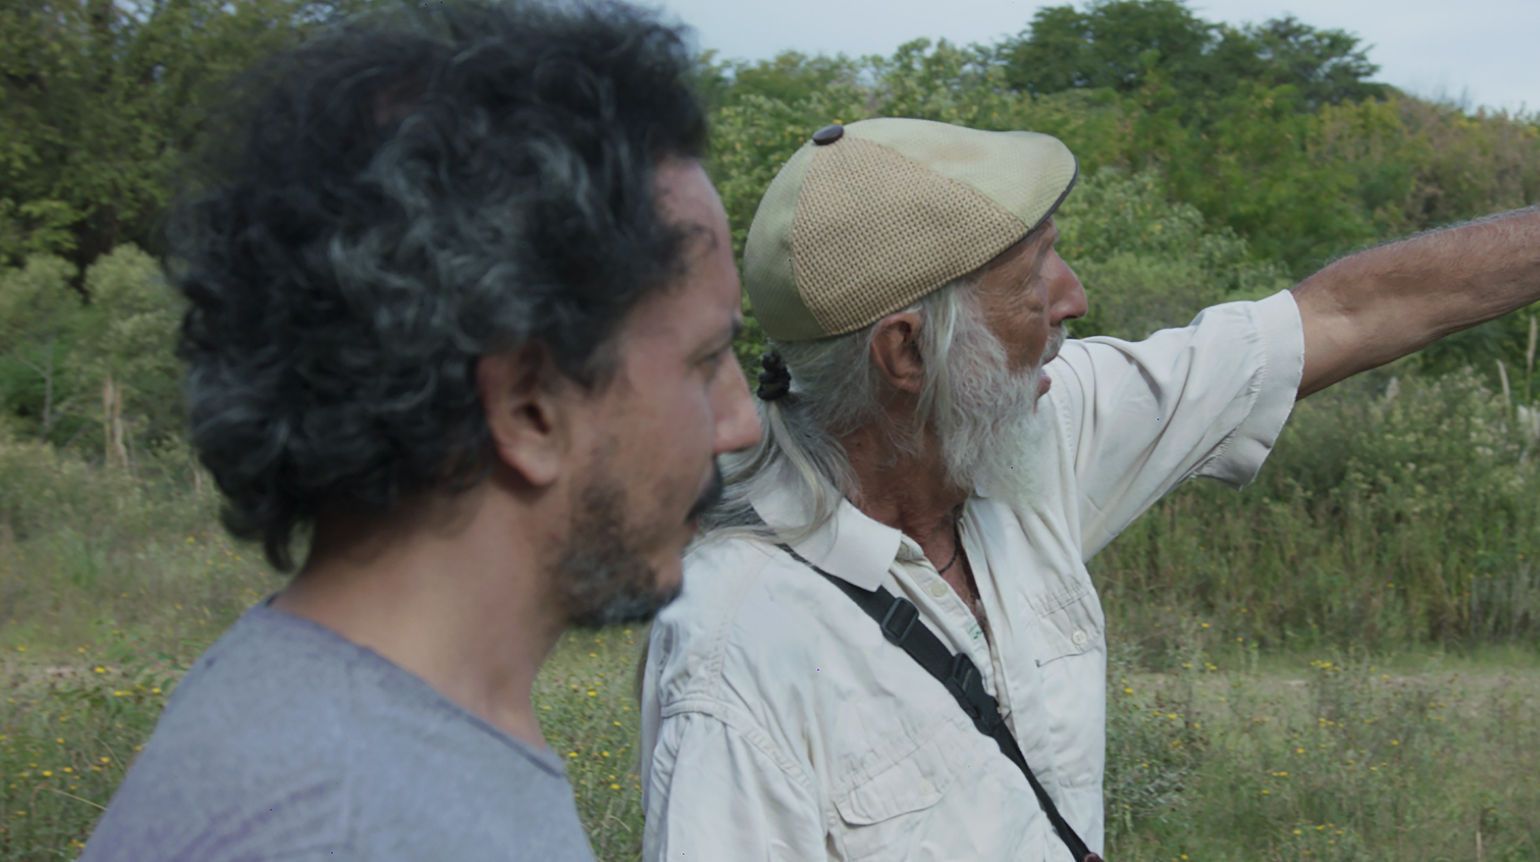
[1292,206,1540,398]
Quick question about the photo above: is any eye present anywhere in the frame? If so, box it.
[699,346,731,375]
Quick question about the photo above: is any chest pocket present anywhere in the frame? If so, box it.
[1030,582,1105,666]
[832,734,953,861]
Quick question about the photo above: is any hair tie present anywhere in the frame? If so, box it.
[756,351,791,401]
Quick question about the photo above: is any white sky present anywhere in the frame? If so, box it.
[649,0,1538,115]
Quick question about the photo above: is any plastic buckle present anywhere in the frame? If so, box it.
[879,598,920,646]
[946,654,1000,733]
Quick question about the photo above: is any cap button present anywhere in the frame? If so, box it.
[811,124,844,145]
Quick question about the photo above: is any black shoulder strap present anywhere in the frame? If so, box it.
[777,543,1104,862]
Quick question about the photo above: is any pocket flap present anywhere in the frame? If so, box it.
[1034,596,1104,666]
[834,740,951,825]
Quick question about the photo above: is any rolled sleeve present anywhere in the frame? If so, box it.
[643,711,824,862]
[1049,290,1304,558]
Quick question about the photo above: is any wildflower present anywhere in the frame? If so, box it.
[610,783,622,790]
[55,737,64,745]
[1390,739,1400,747]
[1122,686,1134,696]
[1200,622,1210,630]
[41,770,53,778]
[99,756,111,764]
[93,666,107,674]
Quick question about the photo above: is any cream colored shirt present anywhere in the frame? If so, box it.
[640,291,1304,861]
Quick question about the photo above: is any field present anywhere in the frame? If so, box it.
[6,0,1540,857]
[4,608,1538,861]
[3,361,1539,861]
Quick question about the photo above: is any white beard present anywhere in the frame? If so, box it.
[934,306,1062,506]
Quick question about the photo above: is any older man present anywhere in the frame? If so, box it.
[638,117,1540,861]
[82,2,758,860]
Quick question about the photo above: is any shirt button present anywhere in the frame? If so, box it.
[1071,629,1089,646]
[928,580,949,599]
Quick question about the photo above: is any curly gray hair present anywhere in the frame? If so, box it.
[170,0,707,570]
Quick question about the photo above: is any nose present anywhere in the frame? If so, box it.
[1051,256,1088,326]
[714,356,763,455]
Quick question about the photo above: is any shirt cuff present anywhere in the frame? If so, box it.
[1197,289,1304,487]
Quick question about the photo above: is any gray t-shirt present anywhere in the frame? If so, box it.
[81,603,596,862]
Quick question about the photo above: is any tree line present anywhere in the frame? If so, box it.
[3,0,1538,469]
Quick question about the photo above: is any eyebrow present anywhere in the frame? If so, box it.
[1030,221,1059,272]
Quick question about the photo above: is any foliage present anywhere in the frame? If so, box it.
[0,245,180,462]
[2,3,1540,856]
[999,0,1220,97]
[997,0,1385,109]
[0,255,89,445]
[79,245,183,457]
[1055,168,1289,339]
[1099,366,1540,655]
[0,0,368,270]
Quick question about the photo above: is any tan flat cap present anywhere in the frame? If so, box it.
[743,117,1077,342]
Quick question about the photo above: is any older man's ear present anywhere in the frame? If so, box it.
[869,311,928,396]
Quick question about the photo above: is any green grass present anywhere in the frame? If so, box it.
[3,365,1539,859]
[5,625,1537,861]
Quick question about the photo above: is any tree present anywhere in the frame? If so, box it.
[0,253,90,443]
[996,1,1385,112]
[1214,16,1386,110]
[78,243,182,469]
[0,0,370,272]
[998,0,1215,96]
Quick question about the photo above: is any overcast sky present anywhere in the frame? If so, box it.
[649,0,1537,115]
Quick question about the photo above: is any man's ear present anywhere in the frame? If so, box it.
[476,346,568,488]
[870,311,925,395]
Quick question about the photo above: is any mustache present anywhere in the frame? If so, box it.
[686,463,725,523]
[1043,326,1067,365]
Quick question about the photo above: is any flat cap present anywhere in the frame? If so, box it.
[744,117,1077,342]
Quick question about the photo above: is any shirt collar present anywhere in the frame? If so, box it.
[750,479,902,592]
